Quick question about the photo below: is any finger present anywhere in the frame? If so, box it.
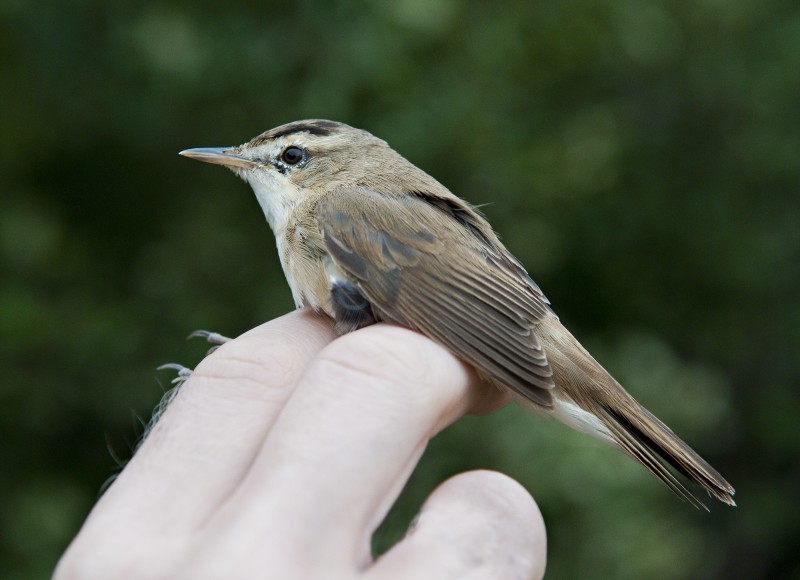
[214,324,505,569]
[370,470,546,580]
[90,310,335,531]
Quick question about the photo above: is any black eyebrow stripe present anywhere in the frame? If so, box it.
[267,121,340,140]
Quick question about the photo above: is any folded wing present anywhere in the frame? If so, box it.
[315,187,555,407]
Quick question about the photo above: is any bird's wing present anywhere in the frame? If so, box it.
[314,187,555,407]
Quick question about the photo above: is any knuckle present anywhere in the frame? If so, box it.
[313,326,442,411]
[192,335,304,392]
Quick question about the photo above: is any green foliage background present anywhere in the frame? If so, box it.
[2,0,798,578]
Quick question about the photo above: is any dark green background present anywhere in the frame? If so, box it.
[3,0,798,578]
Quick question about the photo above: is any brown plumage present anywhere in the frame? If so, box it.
[180,119,735,509]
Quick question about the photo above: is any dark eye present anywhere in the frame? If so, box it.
[280,146,305,165]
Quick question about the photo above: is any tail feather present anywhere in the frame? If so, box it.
[538,316,735,508]
[599,403,736,509]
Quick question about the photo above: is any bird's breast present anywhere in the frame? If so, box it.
[278,223,334,315]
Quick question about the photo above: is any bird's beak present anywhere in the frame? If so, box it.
[179,147,257,170]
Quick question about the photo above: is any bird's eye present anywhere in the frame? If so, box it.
[280,146,305,165]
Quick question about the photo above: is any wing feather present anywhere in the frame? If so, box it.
[316,187,555,407]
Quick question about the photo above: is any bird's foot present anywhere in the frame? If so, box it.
[188,329,232,355]
[157,362,194,386]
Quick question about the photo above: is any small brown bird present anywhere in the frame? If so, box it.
[180,119,735,509]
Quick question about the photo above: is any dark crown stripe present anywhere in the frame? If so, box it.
[265,120,341,141]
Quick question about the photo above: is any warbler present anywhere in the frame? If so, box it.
[180,119,735,508]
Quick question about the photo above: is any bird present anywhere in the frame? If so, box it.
[179,119,735,509]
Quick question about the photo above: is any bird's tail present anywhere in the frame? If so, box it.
[539,317,735,509]
[594,395,736,509]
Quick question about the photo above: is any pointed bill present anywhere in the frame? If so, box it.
[179,147,256,170]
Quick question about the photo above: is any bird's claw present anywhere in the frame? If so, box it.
[188,330,232,354]
[187,329,232,344]
[157,363,194,385]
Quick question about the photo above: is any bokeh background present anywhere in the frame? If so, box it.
[3,0,798,578]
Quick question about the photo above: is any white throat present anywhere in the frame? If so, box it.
[241,171,296,236]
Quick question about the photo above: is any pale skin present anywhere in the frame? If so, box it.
[54,310,547,579]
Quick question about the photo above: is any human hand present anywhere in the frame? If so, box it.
[55,310,546,579]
